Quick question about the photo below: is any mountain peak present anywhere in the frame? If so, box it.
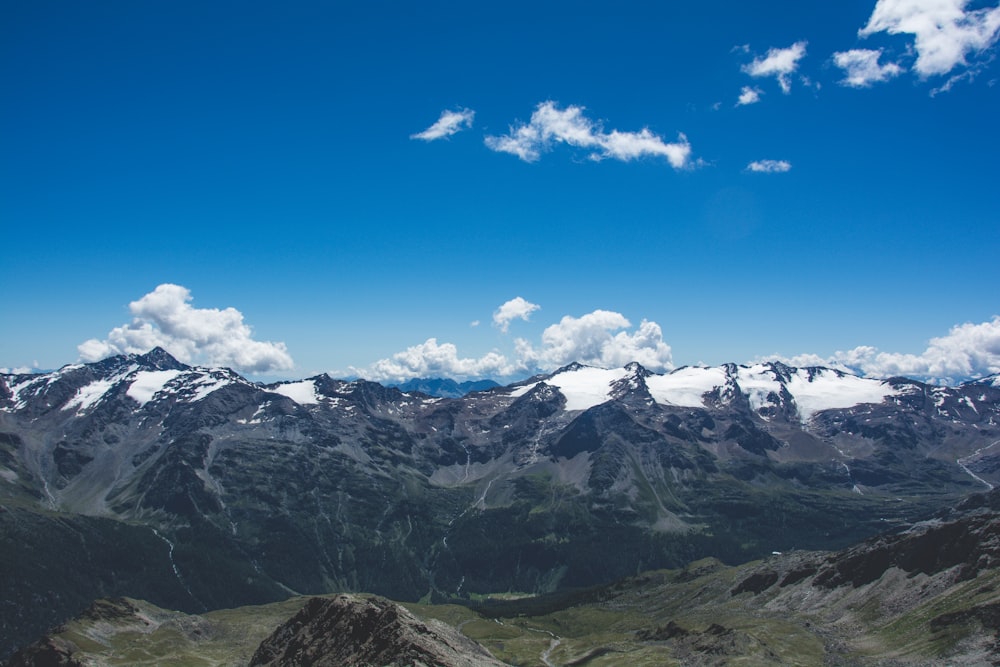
[249,595,506,667]
[624,361,653,377]
[135,347,188,371]
[552,361,590,375]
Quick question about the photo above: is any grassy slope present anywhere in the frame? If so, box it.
[16,549,1000,667]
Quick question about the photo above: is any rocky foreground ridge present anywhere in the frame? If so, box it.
[1,348,999,657]
[9,488,1000,665]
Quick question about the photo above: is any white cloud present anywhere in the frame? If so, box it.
[736,86,763,106]
[859,0,1000,77]
[516,310,674,373]
[771,316,1000,384]
[746,159,792,173]
[77,284,294,374]
[493,297,540,333]
[355,307,675,382]
[484,101,692,168]
[353,339,520,383]
[833,48,904,87]
[470,320,481,328]
[742,41,808,93]
[411,108,475,141]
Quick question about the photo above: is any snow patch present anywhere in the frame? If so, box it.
[787,369,897,421]
[647,366,726,408]
[63,379,117,414]
[508,382,539,398]
[735,365,784,413]
[186,374,232,402]
[6,376,46,411]
[127,370,183,406]
[271,379,320,405]
[545,366,628,411]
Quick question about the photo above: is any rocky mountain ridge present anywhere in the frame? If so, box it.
[1,348,999,657]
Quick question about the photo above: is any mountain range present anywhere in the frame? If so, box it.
[2,347,999,658]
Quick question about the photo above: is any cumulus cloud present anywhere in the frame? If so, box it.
[742,41,808,93]
[77,284,294,374]
[515,310,674,372]
[736,86,763,106]
[355,307,675,382]
[746,159,792,173]
[411,108,475,141]
[484,101,692,168]
[771,316,1000,384]
[833,48,904,87]
[1,366,35,375]
[859,0,1000,78]
[493,296,540,333]
[352,339,520,383]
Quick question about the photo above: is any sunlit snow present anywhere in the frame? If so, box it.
[787,369,897,421]
[508,382,539,398]
[187,374,232,402]
[63,378,117,414]
[545,366,628,411]
[127,370,182,406]
[6,376,46,411]
[735,365,783,413]
[647,366,727,407]
[271,379,320,405]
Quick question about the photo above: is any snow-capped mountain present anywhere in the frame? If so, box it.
[2,348,1000,657]
[504,361,911,421]
[967,373,1000,389]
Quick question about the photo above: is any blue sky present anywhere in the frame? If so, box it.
[2,1,998,383]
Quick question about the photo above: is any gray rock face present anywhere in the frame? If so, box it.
[250,595,508,667]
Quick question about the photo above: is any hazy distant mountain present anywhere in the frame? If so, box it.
[390,377,501,398]
[2,348,999,657]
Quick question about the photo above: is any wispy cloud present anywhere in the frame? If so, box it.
[485,101,692,168]
[493,296,540,333]
[411,108,475,141]
[736,86,763,106]
[746,159,792,173]
[770,316,1000,384]
[833,48,904,87]
[859,0,1000,78]
[742,41,808,93]
[78,284,294,374]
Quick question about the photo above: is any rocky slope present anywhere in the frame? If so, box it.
[1,348,999,656]
[10,489,1000,666]
[250,595,507,667]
